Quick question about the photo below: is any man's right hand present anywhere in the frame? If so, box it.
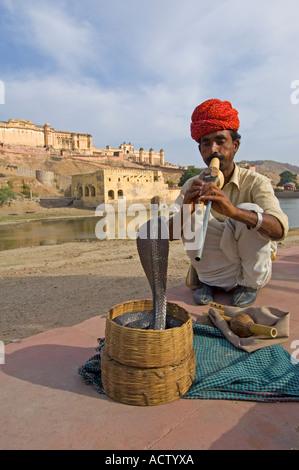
[182,176,206,213]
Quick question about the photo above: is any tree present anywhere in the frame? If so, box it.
[178,168,203,187]
[0,185,16,205]
[277,171,298,187]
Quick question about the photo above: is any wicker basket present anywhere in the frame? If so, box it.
[101,347,196,406]
[104,299,194,368]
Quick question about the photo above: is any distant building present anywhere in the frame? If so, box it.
[0,119,165,166]
[0,119,92,153]
[284,182,296,191]
[120,143,165,166]
[71,168,179,207]
[97,142,165,166]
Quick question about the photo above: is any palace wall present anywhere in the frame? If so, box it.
[0,120,45,147]
[0,120,166,166]
[71,168,179,207]
[0,119,92,153]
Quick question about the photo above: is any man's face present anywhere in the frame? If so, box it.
[198,130,239,175]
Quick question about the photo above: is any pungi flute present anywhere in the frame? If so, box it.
[195,157,224,261]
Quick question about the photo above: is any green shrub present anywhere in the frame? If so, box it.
[22,183,31,198]
[178,168,203,187]
[0,185,17,205]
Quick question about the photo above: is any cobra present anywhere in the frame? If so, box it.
[114,216,182,330]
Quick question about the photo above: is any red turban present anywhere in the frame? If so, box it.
[190,99,239,142]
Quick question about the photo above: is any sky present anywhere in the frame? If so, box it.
[0,0,299,167]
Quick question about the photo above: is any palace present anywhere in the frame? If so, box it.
[0,118,182,205]
[71,167,175,207]
[0,119,165,166]
[0,119,92,153]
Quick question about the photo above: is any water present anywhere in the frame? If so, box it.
[0,208,150,251]
[0,217,101,251]
[278,198,299,229]
[0,198,298,251]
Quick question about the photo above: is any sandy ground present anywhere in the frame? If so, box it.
[0,237,191,344]
[1,204,299,344]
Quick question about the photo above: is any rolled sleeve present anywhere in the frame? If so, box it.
[250,178,289,240]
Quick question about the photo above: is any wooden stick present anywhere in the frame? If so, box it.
[202,310,231,322]
[210,302,225,311]
[246,321,277,338]
[204,307,278,338]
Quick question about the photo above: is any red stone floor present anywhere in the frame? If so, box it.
[0,246,298,450]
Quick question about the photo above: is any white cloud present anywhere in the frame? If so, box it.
[3,75,190,144]
[1,1,104,76]
[1,0,299,166]
[25,10,97,71]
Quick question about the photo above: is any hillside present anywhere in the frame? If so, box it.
[1,142,298,202]
[0,146,184,202]
[237,160,299,186]
[238,160,299,175]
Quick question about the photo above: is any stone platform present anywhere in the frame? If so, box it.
[0,246,298,450]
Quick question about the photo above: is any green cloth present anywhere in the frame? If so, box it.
[78,325,299,402]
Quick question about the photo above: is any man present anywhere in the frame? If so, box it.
[168,99,289,307]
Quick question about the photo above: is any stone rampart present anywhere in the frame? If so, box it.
[17,167,37,178]
[36,170,55,186]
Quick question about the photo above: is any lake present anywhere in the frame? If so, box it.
[0,217,101,251]
[0,205,151,251]
[0,198,298,251]
[278,198,299,230]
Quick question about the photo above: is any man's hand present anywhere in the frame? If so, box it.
[198,182,283,239]
[182,177,205,213]
[198,182,237,218]
[172,175,284,241]
[183,176,236,219]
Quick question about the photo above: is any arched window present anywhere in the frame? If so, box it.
[108,190,114,200]
[78,186,83,197]
[90,186,96,197]
[118,189,124,198]
[85,186,89,197]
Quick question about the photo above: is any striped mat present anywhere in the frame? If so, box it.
[78,324,299,402]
